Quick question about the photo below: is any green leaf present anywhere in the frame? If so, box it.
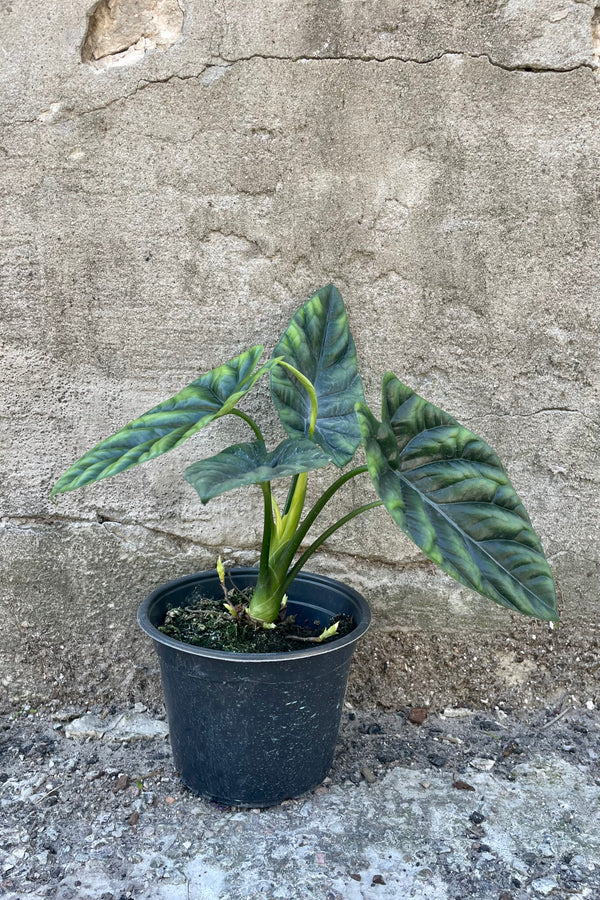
[52,346,270,496]
[356,375,557,621]
[184,439,333,503]
[270,284,366,467]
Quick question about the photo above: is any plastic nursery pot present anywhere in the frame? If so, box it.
[137,567,371,807]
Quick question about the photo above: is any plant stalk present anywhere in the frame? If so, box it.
[231,409,265,442]
[279,500,383,596]
[279,466,368,572]
[258,483,274,581]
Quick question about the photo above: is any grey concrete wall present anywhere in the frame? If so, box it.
[1,0,599,711]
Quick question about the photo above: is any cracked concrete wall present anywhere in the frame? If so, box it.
[1,0,599,711]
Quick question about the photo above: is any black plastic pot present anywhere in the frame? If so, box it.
[137,567,371,807]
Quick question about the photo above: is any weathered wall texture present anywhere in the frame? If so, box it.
[1,0,599,712]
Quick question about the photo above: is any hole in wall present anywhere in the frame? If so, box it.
[81,0,184,70]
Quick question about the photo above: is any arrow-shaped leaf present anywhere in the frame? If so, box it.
[52,346,270,496]
[356,374,557,621]
[184,439,333,503]
[270,284,365,467]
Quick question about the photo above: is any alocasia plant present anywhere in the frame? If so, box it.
[52,284,557,627]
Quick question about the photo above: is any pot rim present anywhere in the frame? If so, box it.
[137,567,371,663]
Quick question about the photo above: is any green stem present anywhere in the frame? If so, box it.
[280,500,383,595]
[259,483,274,580]
[279,466,368,572]
[231,412,273,580]
[231,409,265,442]
[283,474,299,516]
[276,361,319,437]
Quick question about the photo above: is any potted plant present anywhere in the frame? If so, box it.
[52,284,557,806]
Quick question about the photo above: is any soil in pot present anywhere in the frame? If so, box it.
[157,585,355,653]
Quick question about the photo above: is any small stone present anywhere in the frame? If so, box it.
[478,718,501,730]
[470,811,486,824]
[502,740,523,758]
[442,707,473,718]
[112,774,129,793]
[52,708,85,723]
[427,753,447,768]
[360,766,377,784]
[470,757,495,771]
[371,875,386,885]
[531,876,560,897]
[164,796,176,805]
[127,812,139,826]
[350,874,361,881]
[360,722,383,735]
[65,712,169,742]
[408,707,427,725]
[453,779,476,791]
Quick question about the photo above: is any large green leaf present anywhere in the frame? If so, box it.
[356,374,557,621]
[52,346,271,496]
[270,284,365,467]
[184,439,333,503]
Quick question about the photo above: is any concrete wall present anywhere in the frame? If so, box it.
[2,0,599,712]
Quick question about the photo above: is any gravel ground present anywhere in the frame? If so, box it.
[1,701,599,900]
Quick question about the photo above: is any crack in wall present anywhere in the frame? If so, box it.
[1,514,432,572]
[473,407,598,425]
[1,47,596,130]
[214,49,595,75]
[77,49,596,121]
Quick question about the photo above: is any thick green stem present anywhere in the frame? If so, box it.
[258,483,274,581]
[283,473,299,516]
[280,501,383,596]
[231,409,265,442]
[279,466,368,572]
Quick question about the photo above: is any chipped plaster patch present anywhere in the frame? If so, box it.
[592,6,600,69]
[81,0,184,70]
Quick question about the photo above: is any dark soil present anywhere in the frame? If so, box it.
[158,587,355,653]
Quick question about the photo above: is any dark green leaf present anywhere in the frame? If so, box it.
[356,375,557,621]
[270,284,365,467]
[52,346,269,496]
[184,439,333,503]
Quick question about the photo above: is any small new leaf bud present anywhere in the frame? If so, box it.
[316,621,340,643]
[216,556,226,587]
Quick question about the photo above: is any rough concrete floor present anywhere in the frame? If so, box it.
[1,703,598,900]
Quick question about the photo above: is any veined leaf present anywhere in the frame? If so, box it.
[52,346,271,496]
[356,375,557,621]
[184,439,333,503]
[270,284,365,467]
